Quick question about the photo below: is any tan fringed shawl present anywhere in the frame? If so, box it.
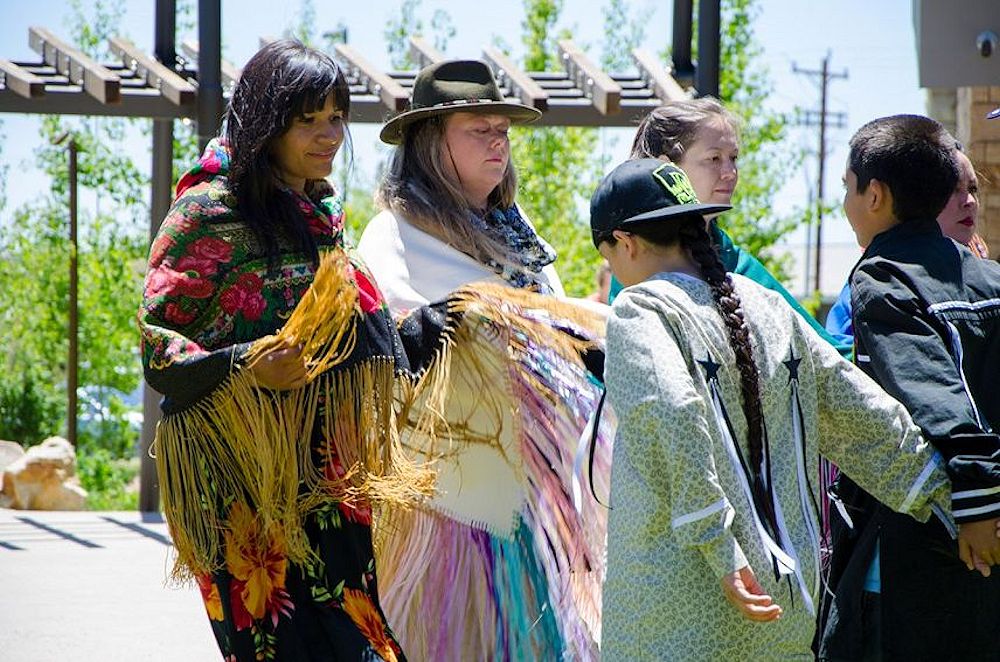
[378,283,613,660]
[398,282,606,445]
[155,250,434,581]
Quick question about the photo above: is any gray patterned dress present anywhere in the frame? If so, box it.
[601,272,952,660]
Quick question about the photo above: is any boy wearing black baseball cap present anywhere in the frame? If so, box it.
[594,158,954,660]
[590,158,729,286]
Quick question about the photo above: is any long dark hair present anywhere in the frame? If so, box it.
[224,39,351,269]
[608,216,776,530]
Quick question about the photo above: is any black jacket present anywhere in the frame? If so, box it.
[820,219,1000,661]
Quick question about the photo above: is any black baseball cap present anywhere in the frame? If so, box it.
[590,158,731,247]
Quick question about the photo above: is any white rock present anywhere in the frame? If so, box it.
[1,436,87,511]
[0,440,26,495]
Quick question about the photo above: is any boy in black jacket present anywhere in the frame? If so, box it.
[820,114,1000,661]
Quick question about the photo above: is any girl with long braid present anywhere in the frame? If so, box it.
[592,158,957,659]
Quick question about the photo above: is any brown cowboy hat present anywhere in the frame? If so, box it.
[379,59,542,145]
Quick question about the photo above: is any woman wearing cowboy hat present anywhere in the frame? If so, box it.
[358,60,606,660]
[358,59,563,308]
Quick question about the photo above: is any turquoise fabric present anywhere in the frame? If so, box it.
[863,543,882,593]
[607,222,853,359]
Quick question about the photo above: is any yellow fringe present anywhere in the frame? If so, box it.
[246,249,359,380]
[155,250,434,582]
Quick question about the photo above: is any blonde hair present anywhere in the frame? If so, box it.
[376,115,521,267]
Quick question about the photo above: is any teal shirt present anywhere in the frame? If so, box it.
[608,223,853,359]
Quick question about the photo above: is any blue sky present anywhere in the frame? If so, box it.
[0,0,930,295]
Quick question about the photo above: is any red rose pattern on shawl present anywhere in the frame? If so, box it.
[220,273,267,322]
[139,176,349,367]
[324,449,374,526]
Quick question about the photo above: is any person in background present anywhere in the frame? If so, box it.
[586,260,612,303]
[618,99,851,358]
[358,59,561,313]
[825,143,991,345]
[357,60,605,660]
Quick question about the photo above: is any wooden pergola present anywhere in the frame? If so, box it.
[0,0,721,511]
[0,25,701,126]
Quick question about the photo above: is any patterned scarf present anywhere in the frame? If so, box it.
[468,205,557,292]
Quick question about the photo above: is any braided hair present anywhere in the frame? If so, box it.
[676,218,777,534]
[613,216,778,533]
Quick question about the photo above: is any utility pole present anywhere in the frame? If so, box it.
[793,54,847,294]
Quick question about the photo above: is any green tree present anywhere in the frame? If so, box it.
[510,0,605,297]
[384,0,455,69]
[601,0,651,71]
[288,0,317,44]
[714,0,803,280]
[0,120,6,213]
[0,0,146,469]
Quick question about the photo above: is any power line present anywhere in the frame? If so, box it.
[793,53,848,294]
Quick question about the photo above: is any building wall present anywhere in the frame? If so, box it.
[956,86,1000,258]
[926,87,959,137]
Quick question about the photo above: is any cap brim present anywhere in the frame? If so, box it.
[379,101,542,144]
[620,202,732,225]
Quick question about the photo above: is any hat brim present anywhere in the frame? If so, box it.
[619,202,732,226]
[379,101,542,145]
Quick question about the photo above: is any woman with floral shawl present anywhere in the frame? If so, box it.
[138,40,425,662]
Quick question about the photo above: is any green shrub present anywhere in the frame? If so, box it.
[78,391,140,458]
[77,448,139,511]
[0,368,62,446]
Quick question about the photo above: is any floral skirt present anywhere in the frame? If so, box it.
[195,481,404,661]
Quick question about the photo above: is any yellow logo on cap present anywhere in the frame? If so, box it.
[651,162,699,204]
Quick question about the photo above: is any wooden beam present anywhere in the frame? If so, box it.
[0,85,192,118]
[29,27,120,104]
[557,39,620,115]
[334,44,408,112]
[482,46,548,112]
[109,37,195,106]
[0,59,45,98]
[632,48,688,104]
[409,36,444,68]
[180,40,241,90]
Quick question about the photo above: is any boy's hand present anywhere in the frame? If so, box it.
[721,565,783,622]
[958,518,1000,577]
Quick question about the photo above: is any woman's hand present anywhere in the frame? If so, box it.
[720,565,783,622]
[249,344,308,391]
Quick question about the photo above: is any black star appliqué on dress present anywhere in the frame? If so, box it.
[783,350,801,383]
[697,354,721,381]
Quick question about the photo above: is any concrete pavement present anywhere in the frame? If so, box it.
[0,509,219,661]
